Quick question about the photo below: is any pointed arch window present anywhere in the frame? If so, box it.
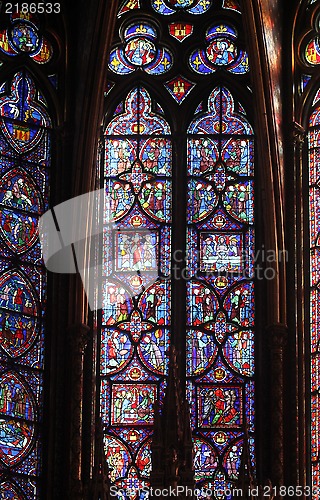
[101,0,255,494]
[101,85,172,490]
[308,99,320,489]
[186,85,254,490]
[0,68,50,500]
[0,12,59,499]
[296,0,320,489]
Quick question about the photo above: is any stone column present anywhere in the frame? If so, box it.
[68,323,90,499]
[268,323,288,489]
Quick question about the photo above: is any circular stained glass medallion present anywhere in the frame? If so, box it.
[124,38,157,66]
[11,23,39,54]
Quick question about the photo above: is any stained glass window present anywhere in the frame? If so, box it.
[309,102,320,489]
[186,86,254,494]
[298,1,320,488]
[103,0,255,495]
[0,69,51,498]
[102,86,172,492]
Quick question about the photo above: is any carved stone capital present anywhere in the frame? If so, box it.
[293,122,306,149]
[267,323,288,352]
[97,137,104,153]
[266,323,288,488]
[53,122,70,145]
[66,323,90,498]
[67,323,90,355]
[150,345,195,495]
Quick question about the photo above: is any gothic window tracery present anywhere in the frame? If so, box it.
[101,0,255,496]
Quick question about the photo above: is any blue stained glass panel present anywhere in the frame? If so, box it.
[0,70,51,498]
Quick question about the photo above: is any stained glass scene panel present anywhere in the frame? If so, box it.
[0,70,51,498]
[0,13,53,64]
[102,86,171,493]
[109,22,173,76]
[186,86,255,491]
[309,103,320,489]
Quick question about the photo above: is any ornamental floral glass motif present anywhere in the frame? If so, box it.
[104,0,255,496]
[309,100,320,489]
[0,70,51,498]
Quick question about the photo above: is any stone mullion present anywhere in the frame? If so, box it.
[67,323,90,499]
[268,324,288,491]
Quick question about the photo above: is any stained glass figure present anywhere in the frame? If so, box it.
[198,386,242,427]
[187,87,254,487]
[0,14,53,64]
[136,440,152,477]
[193,437,218,480]
[104,435,131,482]
[190,24,249,75]
[0,70,51,498]
[200,233,243,272]
[186,330,218,375]
[102,86,171,491]
[109,22,173,75]
[164,76,195,104]
[223,439,243,479]
[309,102,320,488]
